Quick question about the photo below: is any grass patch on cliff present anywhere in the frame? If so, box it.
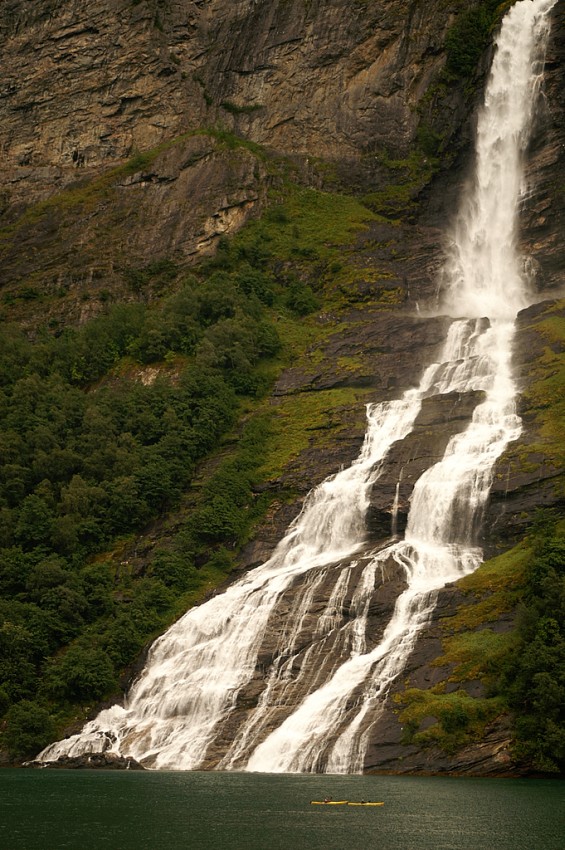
[257,387,372,480]
[524,380,565,466]
[0,138,186,233]
[0,129,394,330]
[362,149,437,219]
[233,186,379,263]
[420,545,528,687]
[396,514,565,772]
[227,183,398,315]
[393,544,529,754]
[438,629,518,683]
[395,688,505,754]
[512,303,565,497]
[448,544,530,627]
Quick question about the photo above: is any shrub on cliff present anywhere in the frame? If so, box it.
[445,0,509,81]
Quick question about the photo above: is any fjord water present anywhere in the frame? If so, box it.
[2,771,564,850]
[38,0,557,773]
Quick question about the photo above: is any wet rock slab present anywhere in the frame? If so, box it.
[26,753,145,770]
[367,389,486,538]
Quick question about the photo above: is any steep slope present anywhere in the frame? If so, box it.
[0,0,564,772]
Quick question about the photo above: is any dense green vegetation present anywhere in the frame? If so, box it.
[444,0,512,81]
[0,151,386,759]
[0,268,284,757]
[498,514,565,774]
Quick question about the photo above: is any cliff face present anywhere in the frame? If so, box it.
[2,0,564,774]
[0,0,458,177]
[0,0,479,325]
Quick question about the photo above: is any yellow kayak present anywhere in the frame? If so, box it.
[310,801,383,806]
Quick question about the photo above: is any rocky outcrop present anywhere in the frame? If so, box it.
[362,581,519,776]
[274,311,452,398]
[0,133,267,325]
[0,0,484,322]
[367,390,486,538]
[25,752,145,770]
[366,715,518,777]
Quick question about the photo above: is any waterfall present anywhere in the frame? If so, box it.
[38,0,556,772]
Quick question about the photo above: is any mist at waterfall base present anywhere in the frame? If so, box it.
[3,771,564,850]
[38,0,558,774]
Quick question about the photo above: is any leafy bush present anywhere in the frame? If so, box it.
[45,646,117,702]
[285,280,320,316]
[4,701,57,759]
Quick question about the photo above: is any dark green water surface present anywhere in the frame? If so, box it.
[1,769,563,850]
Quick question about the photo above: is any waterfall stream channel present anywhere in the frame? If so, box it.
[39,0,558,773]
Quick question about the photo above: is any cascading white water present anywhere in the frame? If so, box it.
[38,335,467,768]
[442,1,554,323]
[38,0,556,773]
[246,320,522,774]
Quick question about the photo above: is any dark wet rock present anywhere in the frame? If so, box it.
[201,545,409,768]
[365,716,519,777]
[367,390,486,539]
[25,753,145,770]
[274,312,452,399]
[483,300,565,554]
[362,582,521,776]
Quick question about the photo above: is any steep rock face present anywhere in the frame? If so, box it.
[200,0,452,158]
[1,134,267,324]
[199,548,410,770]
[519,1,565,295]
[0,0,204,179]
[0,0,476,210]
[483,299,565,554]
[0,0,474,323]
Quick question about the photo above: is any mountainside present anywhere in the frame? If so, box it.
[0,0,564,774]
